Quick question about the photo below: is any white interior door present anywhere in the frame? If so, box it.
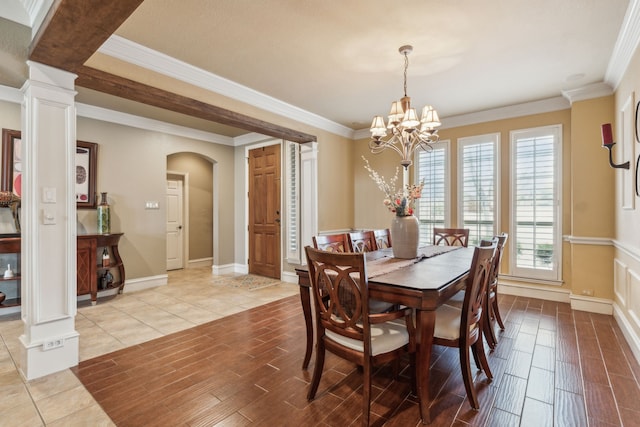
[166,178,184,270]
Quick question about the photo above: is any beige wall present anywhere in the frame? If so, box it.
[317,134,355,232]
[353,105,620,300]
[74,117,234,279]
[167,152,213,261]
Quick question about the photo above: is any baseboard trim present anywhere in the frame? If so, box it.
[569,294,614,315]
[187,258,212,269]
[122,275,168,293]
[499,280,615,314]
[613,303,640,366]
[498,281,571,303]
[212,263,244,275]
[281,271,299,284]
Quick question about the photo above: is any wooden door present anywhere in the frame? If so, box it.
[166,177,184,270]
[248,145,281,278]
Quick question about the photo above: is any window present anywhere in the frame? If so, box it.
[415,141,449,246]
[285,140,300,263]
[458,134,499,246]
[510,125,561,281]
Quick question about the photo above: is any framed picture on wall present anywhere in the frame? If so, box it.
[76,141,98,209]
[1,129,99,209]
[1,128,21,197]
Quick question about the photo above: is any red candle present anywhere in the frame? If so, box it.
[601,123,613,146]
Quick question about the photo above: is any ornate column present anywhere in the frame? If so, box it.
[18,61,79,380]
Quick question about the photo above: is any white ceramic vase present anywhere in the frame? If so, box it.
[390,215,419,259]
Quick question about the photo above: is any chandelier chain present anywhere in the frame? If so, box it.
[403,52,409,97]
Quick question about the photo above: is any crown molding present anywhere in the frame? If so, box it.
[352,96,571,138]
[605,0,640,90]
[1,84,235,145]
[0,84,23,103]
[441,97,571,129]
[561,82,614,104]
[76,103,235,145]
[99,35,354,139]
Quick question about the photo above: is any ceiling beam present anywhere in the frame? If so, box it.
[29,0,145,72]
[76,66,317,143]
[27,0,316,143]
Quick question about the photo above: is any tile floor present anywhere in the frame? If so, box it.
[0,268,299,426]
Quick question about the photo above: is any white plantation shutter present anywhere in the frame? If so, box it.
[285,141,300,263]
[511,125,561,281]
[458,134,499,246]
[415,141,449,246]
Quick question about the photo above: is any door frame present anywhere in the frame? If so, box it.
[166,171,189,269]
[244,139,283,276]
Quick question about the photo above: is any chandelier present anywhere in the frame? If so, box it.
[369,45,441,169]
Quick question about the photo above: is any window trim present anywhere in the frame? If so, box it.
[509,124,562,282]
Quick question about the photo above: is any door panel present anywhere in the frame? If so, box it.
[248,145,281,278]
[166,178,184,270]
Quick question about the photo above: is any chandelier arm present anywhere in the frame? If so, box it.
[369,135,406,158]
[368,44,441,170]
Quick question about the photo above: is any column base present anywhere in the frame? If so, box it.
[19,332,79,380]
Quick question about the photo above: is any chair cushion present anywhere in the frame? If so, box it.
[447,290,464,308]
[326,321,409,356]
[434,304,462,340]
[369,299,395,313]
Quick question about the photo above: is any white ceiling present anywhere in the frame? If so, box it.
[0,0,635,137]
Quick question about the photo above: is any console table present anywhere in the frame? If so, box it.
[77,233,125,305]
[0,233,126,310]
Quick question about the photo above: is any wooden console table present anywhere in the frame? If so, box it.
[0,233,126,310]
[77,233,125,305]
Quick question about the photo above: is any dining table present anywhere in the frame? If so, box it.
[295,245,476,424]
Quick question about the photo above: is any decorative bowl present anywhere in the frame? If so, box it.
[0,291,5,305]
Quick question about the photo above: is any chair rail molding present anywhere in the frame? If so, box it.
[563,235,613,245]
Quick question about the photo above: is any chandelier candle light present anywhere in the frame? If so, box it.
[369,45,441,169]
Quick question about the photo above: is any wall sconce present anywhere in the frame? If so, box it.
[601,123,630,169]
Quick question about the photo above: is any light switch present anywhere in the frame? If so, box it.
[145,201,159,210]
[42,187,56,203]
[42,209,56,225]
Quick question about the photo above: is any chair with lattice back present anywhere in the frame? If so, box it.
[373,228,392,249]
[483,233,509,349]
[433,227,470,247]
[433,241,496,409]
[348,230,378,253]
[312,233,352,253]
[305,246,415,426]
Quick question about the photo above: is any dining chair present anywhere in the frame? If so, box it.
[348,230,378,253]
[304,246,415,426]
[433,241,496,409]
[433,227,470,247]
[312,233,352,253]
[373,228,392,249]
[483,233,508,349]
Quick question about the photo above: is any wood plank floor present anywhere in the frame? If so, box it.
[72,293,640,426]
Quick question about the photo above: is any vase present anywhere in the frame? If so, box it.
[97,192,110,234]
[390,214,419,259]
